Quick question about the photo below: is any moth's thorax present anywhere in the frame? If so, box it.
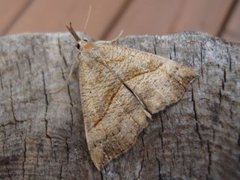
[77,40,95,50]
[78,40,111,60]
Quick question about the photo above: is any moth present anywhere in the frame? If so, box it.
[66,24,197,170]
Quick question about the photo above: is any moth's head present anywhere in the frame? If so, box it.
[75,39,95,51]
[66,23,94,52]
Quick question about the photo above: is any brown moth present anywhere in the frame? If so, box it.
[66,24,198,170]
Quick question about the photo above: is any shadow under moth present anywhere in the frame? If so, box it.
[66,24,197,170]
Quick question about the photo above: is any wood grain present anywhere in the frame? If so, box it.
[0,32,239,179]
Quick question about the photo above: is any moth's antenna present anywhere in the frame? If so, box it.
[66,22,81,41]
[83,5,92,32]
[111,30,124,42]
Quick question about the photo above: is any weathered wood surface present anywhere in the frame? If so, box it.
[0,32,239,179]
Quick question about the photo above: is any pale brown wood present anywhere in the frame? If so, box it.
[0,32,240,179]
[222,1,240,42]
[1,0,239,42]
[6,0,129,39]
[108,0,234,39]
[106,0,185,39]
[169,0,234,34]
[0,0,32,35]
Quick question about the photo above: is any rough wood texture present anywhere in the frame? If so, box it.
[0,32,239,179]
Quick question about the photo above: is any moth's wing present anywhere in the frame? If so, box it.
[79,46,149,170]
[79,43,197,170]
[101,44,197,114]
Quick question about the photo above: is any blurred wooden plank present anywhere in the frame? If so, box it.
[107,0,234,39]
[106,0,184,39]
[3,0,238,42]
[0,0,33,35]
[6,0,129,39]
[170,0,234,34]
[222,1,240,43]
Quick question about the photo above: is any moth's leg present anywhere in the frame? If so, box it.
[65,54,79,82]
[49,56,78,94]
